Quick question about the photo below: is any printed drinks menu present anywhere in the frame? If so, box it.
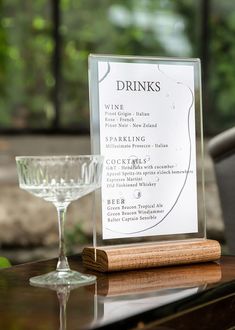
[94,58,198,240]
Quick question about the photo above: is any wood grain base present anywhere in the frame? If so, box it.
[82,239,221,272]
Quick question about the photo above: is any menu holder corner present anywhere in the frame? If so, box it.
[82,239,221,273]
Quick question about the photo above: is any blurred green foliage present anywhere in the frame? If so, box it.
[65,222,88,254]
[208,1,235,133]
[0,0,52,128]
[0,0,235,133]
[0,256,11,268]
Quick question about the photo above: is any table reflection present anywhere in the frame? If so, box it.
[90,262,221,328]
[96,262,221,296]
[30,283,86,330]
[0,259,222,329]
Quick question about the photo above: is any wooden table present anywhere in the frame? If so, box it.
[1,255,235,329]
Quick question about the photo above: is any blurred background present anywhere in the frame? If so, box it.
[0,0,234,264]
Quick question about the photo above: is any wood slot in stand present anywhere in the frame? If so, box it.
[82,239,221,272]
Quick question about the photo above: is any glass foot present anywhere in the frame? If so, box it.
[29,270,96,287]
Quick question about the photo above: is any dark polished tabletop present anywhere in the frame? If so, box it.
[1,255,235,329]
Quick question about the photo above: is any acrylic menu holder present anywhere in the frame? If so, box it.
[82,54,221,272]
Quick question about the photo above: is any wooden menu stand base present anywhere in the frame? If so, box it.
[82,239,221,272]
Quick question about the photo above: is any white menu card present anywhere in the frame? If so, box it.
[89,55,204,241]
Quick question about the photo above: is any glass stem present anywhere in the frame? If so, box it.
[57,289,68,330]
[56,205,70,272]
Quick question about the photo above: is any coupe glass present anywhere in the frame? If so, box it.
[15,155,103,286]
